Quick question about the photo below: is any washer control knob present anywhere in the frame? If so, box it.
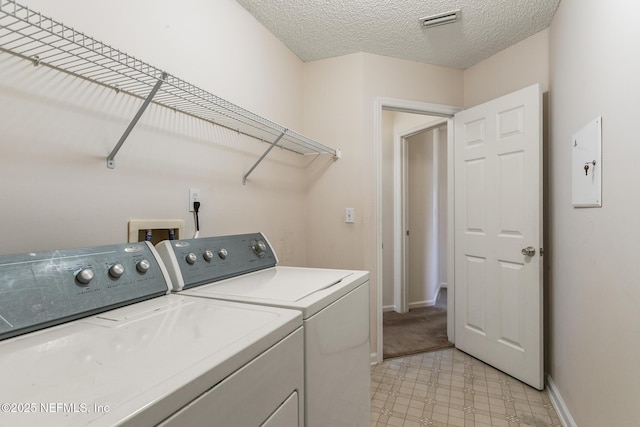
[203,250,214,261]
[136,259,151,273]
[186,253,197,265]
[76,268,94,285]
[252,240,267,256]
[218,248,228,259]
[109,263,125,278]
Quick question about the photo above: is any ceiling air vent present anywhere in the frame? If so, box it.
[419,9,461,29]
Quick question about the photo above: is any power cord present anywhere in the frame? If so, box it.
[193,201,201,238]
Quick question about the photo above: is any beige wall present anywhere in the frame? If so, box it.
[407,130,434,305]
[464,29,550,108]
[22,0,304,124]
[548,1,640,425]
[0,0,308,264]
[2,0,465,359]
[407,129,444,307]
[381,111,396,309]
[10,4,629,422]
[304,53,463,354]
[437,127,448,291]
[381,112,444,310]
[303,53,366,270]
[464,11,640,423]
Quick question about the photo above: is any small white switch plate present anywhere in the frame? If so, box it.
[345,208,355,223]
[189,188,200,212]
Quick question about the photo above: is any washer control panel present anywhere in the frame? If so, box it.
[0,242,170,341]
[155,232,277,291]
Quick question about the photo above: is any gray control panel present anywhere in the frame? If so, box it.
[0,242,169,341]
[155,233,277,290]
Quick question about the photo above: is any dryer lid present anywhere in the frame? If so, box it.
[197,267,353,302]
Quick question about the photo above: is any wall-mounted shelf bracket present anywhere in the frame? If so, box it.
[107,73,167,169]
[242,131,286,185]
[0,0,341,175]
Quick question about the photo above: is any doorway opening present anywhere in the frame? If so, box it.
[381,113,450,359]
[374,98,461,364]
[375,85,544,388]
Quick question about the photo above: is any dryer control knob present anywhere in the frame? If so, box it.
[136,259,151,273]
[203,250,214,261]
[76,268,94,285]
[252,240,267,256]
[218,248,228,259]
[186,253,197,265]
[109,263,125,278]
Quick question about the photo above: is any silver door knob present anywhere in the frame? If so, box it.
[521,246,536,257]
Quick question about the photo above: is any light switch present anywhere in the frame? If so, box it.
[572,117,602,207]
[345,208,355,223]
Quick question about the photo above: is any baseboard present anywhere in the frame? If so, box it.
[546,374,577,427]
[409,298,436,309]
[382,305,396,312]
[370,352,379,365]
[440,282,448,288]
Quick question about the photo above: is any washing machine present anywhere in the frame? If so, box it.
[156,233,371,427]
[0,241,304,427]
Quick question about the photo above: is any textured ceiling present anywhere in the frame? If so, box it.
[234,0,560,70]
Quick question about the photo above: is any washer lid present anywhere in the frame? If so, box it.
[0,295,301,427]
[196,267,353,302]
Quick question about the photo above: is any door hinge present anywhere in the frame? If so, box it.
[540,248,544,256]
[406,230,410,236]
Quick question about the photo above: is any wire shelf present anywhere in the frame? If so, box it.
[0,0,339,176]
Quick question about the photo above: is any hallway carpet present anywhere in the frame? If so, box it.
[383,289,453,359]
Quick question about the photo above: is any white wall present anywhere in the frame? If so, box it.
[303,54,463,353]
[1,0,308,264]
[2,0,466,359]
[548,1,640,424]
[19,0,304,122]
[303,53,366,270]
[437,127,448,291]
[407,129,439,307]
[464,29,550,108]
[464,15,640,424]
[381,110,395,310]
[12,7,617,414]
[381,112,444,311]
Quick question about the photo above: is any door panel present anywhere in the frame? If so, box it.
[454,84,543,390]
[465,255,487,334]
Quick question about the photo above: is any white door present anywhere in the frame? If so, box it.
[454,84,543,390]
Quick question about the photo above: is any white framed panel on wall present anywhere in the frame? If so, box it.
[572,117,602,207]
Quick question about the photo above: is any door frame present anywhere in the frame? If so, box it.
[394,121,448,314]
[374,97,462,363]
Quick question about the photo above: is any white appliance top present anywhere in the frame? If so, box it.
[0,294,301,427]
[183,266,369,319]
[201,266,353,301]
[155,234,371,319]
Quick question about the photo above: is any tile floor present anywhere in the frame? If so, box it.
[371,348,562,427]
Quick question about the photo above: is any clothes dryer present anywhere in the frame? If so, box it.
[157,233,370,427]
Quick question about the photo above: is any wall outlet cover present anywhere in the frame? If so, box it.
[345,208,355,223]
[189,188,200,212]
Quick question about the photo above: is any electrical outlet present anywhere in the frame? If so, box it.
[345,208,355,223]
[189,188,200,212]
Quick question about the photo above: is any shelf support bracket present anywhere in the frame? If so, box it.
[107,73,167,169]
[242,130,287,185]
